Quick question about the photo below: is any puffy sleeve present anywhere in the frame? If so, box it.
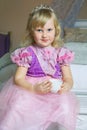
[10,47,32,68]
[57,47,74,65]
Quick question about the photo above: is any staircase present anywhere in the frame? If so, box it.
[70,20,87,130]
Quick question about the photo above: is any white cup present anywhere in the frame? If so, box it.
[49,79,62,93]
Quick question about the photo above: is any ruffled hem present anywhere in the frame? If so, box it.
[0,77,78,130]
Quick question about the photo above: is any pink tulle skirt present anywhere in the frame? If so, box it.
[0,76,78,130]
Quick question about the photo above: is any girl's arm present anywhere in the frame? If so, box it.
[14,66,34,92]
[14,66,52,94]
[59,65,73,94]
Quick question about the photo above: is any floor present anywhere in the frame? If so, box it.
[76,93,87,130]
[76,115,87,130]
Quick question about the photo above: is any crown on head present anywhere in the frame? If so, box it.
[30,4,54,15]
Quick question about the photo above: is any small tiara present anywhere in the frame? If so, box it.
[30,4,54,15]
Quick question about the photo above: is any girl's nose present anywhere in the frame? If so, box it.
[42,31,47,37]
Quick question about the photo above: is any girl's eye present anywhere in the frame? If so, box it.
[47,28,52,32]
[36,29,42,32]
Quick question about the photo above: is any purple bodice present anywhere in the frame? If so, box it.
[26,47,61,78]
[11,45,74,79]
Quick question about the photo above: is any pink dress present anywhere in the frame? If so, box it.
[0,45,78,130]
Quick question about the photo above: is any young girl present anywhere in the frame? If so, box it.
[0,5,78,130]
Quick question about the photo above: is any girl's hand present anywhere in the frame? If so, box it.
[58,82,72,94]
[34,80,52,94]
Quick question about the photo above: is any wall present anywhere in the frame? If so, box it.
[77,0,87,19]
[0,0,87,50]
[0,0,52,50]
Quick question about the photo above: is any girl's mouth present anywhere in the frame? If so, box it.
[41,39,48,42]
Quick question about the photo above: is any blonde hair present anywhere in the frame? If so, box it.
[22,5,63,47]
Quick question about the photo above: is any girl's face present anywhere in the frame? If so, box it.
[33,18,55,47]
